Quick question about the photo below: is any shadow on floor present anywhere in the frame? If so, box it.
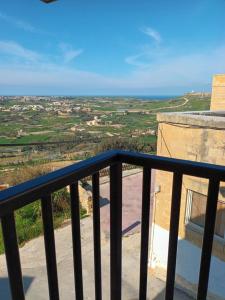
[99,196,110,207]
[122,220,141,236]
[152,288,194,300]
[152,289,166,300]
[81,180,110,208]
[0,276,34,299]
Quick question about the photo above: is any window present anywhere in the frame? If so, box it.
[186,190,225,239]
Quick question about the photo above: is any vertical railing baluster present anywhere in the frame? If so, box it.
[165,171,183,300]
[139,167,151,300]
[110,163,122,300]
[41,195,59,300]
[70,182,83,300]
[197,178,220,300]
[92,172,102,300]
[1,213,25,300]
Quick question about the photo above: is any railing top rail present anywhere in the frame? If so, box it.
[0,149,225,216]
[117,150,225,181]
[0,150,118,216]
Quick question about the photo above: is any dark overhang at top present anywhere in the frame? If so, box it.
[40,0,57,3]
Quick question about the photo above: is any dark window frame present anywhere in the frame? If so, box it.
[185,189,225,241]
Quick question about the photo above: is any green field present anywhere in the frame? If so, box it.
[0,93,211,253]
[0,94,210,146]
[0,189,87,254]
[0,94,211,168]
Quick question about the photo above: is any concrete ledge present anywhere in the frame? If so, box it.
[157,111,225,129]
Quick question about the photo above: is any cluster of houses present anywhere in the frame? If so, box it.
[0,101,89,114]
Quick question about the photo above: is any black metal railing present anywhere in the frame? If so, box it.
[0,150,225,300]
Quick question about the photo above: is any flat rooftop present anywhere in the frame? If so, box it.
[157,110,225,129]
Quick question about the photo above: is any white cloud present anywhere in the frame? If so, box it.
[125,53,147,68]
[124,26,225,92]
[59,43,83,63]
[0,40,83,65]
[125,47,168,68]
[125,27,164,68]
[0,45,224,93]
[141,26,162,43]
[123,45,225,90]
[125,43,170,69]
[0,37,224,94]
[0,11,36,32]
[0,41,41,62]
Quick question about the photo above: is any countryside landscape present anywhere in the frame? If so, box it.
[0,93,210,253]
[1,0,225,298]
[0,93,210,174]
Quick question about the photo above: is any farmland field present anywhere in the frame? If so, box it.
[0,94,210,180]
[0,93,210,252]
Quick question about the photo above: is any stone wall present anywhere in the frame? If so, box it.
[210,74,225,110]
[78,184,93,215]
[154,120,225,256]
[150,115,225,299]
[0,184,9,191]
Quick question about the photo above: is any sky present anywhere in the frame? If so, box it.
[0,0,225,95]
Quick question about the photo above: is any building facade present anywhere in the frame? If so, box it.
[211,75,225,110]
[150,75,225,299]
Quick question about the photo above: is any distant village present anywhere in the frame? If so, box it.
[0,96,158,139]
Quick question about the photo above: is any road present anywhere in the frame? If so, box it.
[149,97,189,112]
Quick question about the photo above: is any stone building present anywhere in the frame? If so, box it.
[86,116,102,126]
[150,74,225,300]
[0,184,9,191]
[211,74,225,110]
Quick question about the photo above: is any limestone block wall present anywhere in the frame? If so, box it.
[150,119,225,299]
[154,121,225,256]
[78,185,93,215]
[210,74,225,110]
[0,184,9,191]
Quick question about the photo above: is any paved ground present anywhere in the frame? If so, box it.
[0,218,192,300]
[99,170,153,238]
[0,172,192,299]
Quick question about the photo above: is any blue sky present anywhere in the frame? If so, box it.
[0,0,225,95]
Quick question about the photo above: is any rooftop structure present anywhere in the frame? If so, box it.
[150,75,225,299]
[157,110,225,129]
[210,74,225,110]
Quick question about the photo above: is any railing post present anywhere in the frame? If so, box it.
[165,171,183,300]
[1,213,25,300]
[41,195,59,300]
[70,182,84,300]
[92,172,102,300]
[110,163,122,300]
[197,178,220,300]
[139,167,151,300]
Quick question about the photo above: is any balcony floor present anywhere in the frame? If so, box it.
[0,170,193,299]
[0,218,193,300]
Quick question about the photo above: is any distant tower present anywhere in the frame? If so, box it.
[210,74,225,110]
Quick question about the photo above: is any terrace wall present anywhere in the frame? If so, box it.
[150,117,225,299]
[210,74,225,110]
